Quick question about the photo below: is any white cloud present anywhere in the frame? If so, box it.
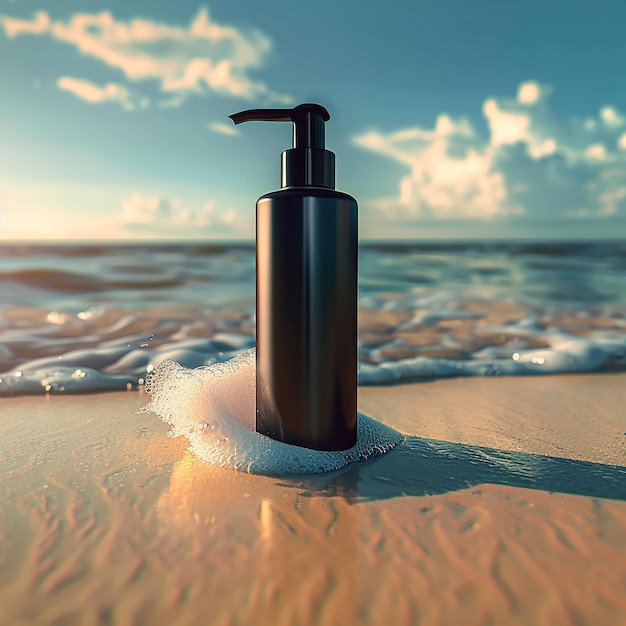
[517,81,542,105]
[0,10,49,37]
[354,80,626,221]
[0,8,292,103]
[159,94,187,109]
[120,192,246,234]
[208,121,239,136]
[57,76,147,111]
[584,143,608,161]
[355,113,511,219]
[600,106,626,129]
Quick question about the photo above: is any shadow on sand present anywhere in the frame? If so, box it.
[280,436,626,503]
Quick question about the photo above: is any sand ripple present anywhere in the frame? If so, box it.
[1,392,626,625]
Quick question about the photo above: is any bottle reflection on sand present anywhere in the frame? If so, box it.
[156,446,362,623]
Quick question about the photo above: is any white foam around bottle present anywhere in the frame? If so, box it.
[141,348,404,475]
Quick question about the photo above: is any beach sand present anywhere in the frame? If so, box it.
[1,374,625,625]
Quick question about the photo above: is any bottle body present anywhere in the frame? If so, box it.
[256,187,358,451]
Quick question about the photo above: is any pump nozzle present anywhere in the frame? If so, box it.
[229,103,335,188]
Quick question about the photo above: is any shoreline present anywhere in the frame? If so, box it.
[1,374,625,624]
[4,371,624,464]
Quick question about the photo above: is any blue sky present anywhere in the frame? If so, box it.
[1,0,625,240]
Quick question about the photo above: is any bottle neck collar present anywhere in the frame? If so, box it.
[281,148,335,188]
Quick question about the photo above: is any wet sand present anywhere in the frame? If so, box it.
[1,374,626,625]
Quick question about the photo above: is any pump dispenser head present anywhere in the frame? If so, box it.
[229,103,335,188]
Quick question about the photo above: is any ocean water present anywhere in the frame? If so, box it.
[1,241,625,396]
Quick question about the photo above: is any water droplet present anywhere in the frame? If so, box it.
[46,311,66,324]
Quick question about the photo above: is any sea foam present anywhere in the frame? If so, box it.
[141,349,404,475]
[2,243,626,396]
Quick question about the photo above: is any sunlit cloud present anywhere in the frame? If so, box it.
[600,106,626,129]
[120,192,247,235]
[159,94,187,109]
[0,10,49,37]
[354,81,626,221]
[0,7,293,104]
[208,121,239,136]
[57,76,148,111]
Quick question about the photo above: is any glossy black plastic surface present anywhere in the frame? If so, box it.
[230,103,358,451]
[256,188,358,451]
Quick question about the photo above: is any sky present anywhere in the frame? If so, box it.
[1,0,625,241]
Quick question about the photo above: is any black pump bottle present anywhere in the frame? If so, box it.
[229,103,357,451]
